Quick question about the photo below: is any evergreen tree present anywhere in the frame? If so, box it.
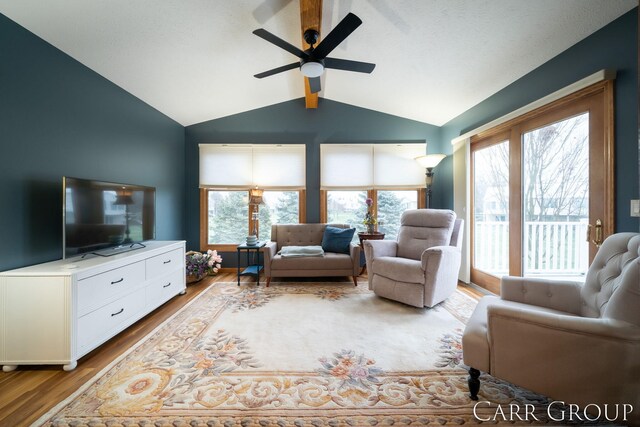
[258,205,272,241]
[342,192,368,232]
[377,191,405,240]
[209,192,248,244]
[274,192,299,224]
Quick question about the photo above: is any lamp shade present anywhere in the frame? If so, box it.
[415,154,446,169]
[249,188,264,205]
[113,188,134,205]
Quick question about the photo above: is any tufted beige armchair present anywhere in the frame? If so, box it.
[363,209,464,308]
[462,233,640,423]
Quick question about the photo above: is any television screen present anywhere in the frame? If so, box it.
[63,177,156,258]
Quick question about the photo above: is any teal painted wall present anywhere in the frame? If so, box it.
[437,8,639,232]
[0,14,185,271]
[185,98,441,255]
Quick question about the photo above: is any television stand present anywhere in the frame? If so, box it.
[0,240,186,371]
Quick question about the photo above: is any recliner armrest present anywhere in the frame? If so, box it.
[421,246,462,307]
[500,276,582,315]
[364,240,398,259]
[260,241,278,277]
[420,245,460,271]
[363,240,398,290]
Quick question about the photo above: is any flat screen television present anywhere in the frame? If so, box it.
[63,177,156,258]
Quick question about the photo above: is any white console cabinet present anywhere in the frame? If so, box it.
[0,241,186,371]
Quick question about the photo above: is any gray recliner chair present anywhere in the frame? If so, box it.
[462,232,640,424]
[363,209,464,308]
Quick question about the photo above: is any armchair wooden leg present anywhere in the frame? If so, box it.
[266,277,271,287]
[352,276,358,286]
[468,367,480,400]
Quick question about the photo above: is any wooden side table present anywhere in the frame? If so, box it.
[237,241,266,286]
[357,232,385,275]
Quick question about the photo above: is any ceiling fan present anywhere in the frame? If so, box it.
[252,12,375,93]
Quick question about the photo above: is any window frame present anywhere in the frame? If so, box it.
[200,188,306,252]
[469,80,614,293]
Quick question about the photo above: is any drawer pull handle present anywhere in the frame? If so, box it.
[111,278,124,285]
[111,308,124,317]
[163,282,172,288]
[163,260,172,264]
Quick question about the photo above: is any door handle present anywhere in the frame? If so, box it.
[587,219,603,248]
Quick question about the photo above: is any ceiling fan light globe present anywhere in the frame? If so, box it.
[300,61,324,78]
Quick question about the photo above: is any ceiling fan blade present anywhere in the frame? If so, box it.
[312,12,362,59]
[308,76,321,93]
[254,62,300,78]
[324,57,376,73]
[253,29,308,59]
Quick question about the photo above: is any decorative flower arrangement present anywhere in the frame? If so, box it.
[362,197,377,233]
[186,250,223,283]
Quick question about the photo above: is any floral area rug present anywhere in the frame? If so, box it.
[37,282,559,426]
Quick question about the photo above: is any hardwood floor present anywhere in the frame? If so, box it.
[0,272,483,426]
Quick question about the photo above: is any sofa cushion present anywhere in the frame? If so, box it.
[321,226,355,254]
[271,252,353,270]
[371,256,424,283]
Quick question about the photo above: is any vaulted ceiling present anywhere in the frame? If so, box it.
[0,0,636,126]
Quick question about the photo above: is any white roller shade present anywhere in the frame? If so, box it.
[253,145,305,189]
[199,144,305,189]
[199,145,252,188]
[321,145,374,190]
[374,144,425,189]
[321,143,426,189]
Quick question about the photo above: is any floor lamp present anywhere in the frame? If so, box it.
[415,154,446,209]
[249,187,264,237]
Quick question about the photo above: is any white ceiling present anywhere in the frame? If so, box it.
[0,0,636,126]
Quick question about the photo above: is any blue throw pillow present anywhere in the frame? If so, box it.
[321,226,355,254]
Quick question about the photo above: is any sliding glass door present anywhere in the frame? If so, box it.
[470,82,613,292]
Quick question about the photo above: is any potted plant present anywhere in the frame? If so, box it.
[185,250,223,284]
[362,197,377,234]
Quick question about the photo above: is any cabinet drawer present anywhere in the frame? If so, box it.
[77,261,145,316]
[146,269,185,309]
[77,287,146,352]
[146,248,183,280]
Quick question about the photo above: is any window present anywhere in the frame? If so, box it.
[320,144,426,239]
[199,144,306,250]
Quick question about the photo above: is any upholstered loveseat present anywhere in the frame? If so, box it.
[261,223,361,286]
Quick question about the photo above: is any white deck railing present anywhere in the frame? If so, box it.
[475,221,589,276]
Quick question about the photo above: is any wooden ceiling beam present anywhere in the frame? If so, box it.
[300,0,322,109]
